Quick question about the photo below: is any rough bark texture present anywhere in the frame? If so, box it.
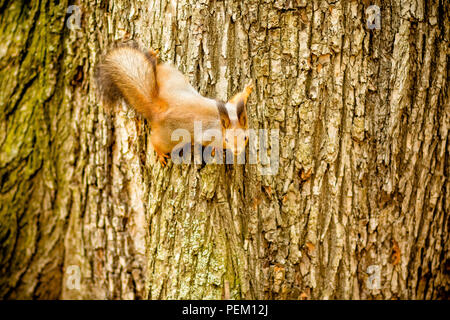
[0,0,448,300]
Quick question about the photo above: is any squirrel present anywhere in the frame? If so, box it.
[95,44,252,166]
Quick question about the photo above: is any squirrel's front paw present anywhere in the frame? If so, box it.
[157,152,169,167]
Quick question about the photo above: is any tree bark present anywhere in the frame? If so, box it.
[0,0,448,300]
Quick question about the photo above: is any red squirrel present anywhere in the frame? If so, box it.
[95,44,252,166]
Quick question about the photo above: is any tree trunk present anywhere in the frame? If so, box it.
[0,0,448,300]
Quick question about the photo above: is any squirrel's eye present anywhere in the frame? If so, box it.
[244,136,248,141]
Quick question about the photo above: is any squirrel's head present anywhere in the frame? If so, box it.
[218,82,253,156]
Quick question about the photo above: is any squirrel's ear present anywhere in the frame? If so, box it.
[232,81,252,126]
[242,81,253,103]
[236,99,248,127]
[230,81,253,105]
[217,101,230,129]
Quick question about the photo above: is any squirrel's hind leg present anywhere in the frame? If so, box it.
[146,49,160,64]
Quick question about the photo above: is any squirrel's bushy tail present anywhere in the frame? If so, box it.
[95,45,158,120]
